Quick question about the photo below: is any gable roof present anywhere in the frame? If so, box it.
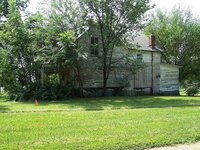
[76,27,164,53]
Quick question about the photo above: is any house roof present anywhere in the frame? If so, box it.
[76,28,163,53]
[130,34,163,52]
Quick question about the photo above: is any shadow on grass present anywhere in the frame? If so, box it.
[0,95,9,101]
[0,95,10,112]
[0,105,10,112]
[7,96,200,112]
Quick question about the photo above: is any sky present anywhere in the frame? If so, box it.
[152,0,200,16]
[27,0,200,16]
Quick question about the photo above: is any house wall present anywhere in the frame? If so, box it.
[78,40,162,96]
[160,64,180,95]
[77,28,128,89]
[76,28,179,96]
[126,51,161,95]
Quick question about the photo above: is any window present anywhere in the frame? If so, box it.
[90,37,99,56]
[137,54,143,61]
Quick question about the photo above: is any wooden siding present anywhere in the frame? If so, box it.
[134,66,151,88]
[134,52,161,94]
[160,64,179,93]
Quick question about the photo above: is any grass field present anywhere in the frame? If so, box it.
[1,95,200,149]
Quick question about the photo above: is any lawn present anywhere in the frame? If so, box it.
[1,95,200,150]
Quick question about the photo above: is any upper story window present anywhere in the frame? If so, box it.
[90,37,99,56]
[137,54,143,61]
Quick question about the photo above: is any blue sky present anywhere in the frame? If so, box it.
[27,0,200,17]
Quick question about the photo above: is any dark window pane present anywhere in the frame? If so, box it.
[137,54,143,61]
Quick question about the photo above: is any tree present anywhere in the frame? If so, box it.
[0,0,84,100]
[0,0,38,98]
[146,7,200,81]
[0,48,7,89]
[48,0,87,36]
[180,22,200,81]
[0,0,29,20]
[37,0,86,94]
[80,0,152,96]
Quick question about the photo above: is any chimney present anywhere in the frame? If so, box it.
[149,34,156,49]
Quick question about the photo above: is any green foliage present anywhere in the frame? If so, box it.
[125,53,146,74]
[0,0,81,100]
[36,2,82,70]
[49,0,87,36]
[11,83,73,101]
[0,49,7,84]
[0,0,29,19]
[184,80,199,96]
[0,0,40,96]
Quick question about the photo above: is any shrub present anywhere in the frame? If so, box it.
[9,83,73,101]
[184,80,199,96]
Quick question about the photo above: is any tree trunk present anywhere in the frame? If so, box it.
[41,66,44,88]
[76,61,83,97]
[102,59,107,96]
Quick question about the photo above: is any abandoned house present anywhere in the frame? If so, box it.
[76,27,180,96]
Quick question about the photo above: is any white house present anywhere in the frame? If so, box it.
[76,28,180,96]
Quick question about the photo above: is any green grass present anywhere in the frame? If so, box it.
[1,95,200,149]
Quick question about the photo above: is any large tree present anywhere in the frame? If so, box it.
[0,0,84,99]
[37,0,86,93]
[80,0,152,96]
[0,0,35,95]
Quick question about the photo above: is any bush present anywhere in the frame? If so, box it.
[8,83,73,101]
[184,80,199,96]
[33,84,73,101]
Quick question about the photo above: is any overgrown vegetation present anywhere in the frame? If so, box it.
[0,0,84,100]
[0,0,151,100]
[184,80,199,96]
